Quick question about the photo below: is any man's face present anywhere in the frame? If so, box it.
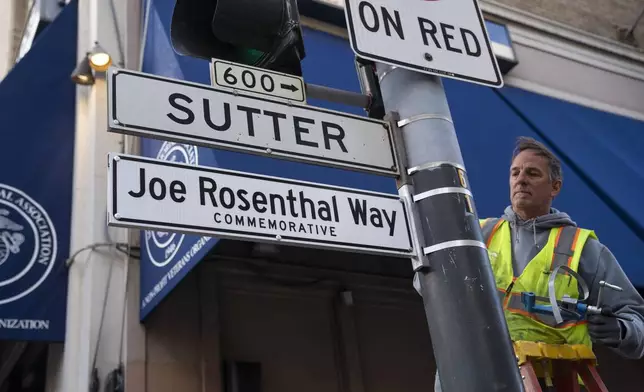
[510,150,561,215]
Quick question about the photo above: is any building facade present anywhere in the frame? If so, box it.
[0,0,642,391]
[0,0,29,79]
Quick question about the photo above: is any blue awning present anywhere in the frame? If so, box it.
[139,0,221,320]
[0,0,77,341]
[442,79,644,287]
[494,87,644,286]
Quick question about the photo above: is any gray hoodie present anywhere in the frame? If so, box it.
[432,206,644,391]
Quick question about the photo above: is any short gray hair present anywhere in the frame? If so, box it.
[512,136,563,182]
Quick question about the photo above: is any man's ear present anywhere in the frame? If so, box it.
[551,179,562,198]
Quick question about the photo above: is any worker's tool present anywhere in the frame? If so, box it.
[515,265,629,391]
[521,265,631,326]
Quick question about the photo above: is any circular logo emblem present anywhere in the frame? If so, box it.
[145,142,198,267]
[0,183,57,305]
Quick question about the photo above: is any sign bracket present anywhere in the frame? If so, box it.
[304,83,370,110]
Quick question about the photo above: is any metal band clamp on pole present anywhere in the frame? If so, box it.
[423,239,487,255]
[413,186,472,202]
[398,113,454,127]
[407,161,466,176]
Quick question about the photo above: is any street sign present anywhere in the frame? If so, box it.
[107,68,398,177]
[343,0,503,88]
[210,58,307,103]
[107,154,414,258]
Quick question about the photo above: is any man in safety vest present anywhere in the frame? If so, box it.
[432,136,644,391]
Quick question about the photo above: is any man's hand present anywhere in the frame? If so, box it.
[588,314,624,348]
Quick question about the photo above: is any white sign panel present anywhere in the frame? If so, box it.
[107,154,414,257]
[107,68,398,177]
[344,0,503,87]
[210,59,306,103]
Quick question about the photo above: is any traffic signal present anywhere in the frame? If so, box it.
[170,0,306,76]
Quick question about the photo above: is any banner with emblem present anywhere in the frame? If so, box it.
[138,0,225,320]
[0,0,77,341]
[139,139,220,320]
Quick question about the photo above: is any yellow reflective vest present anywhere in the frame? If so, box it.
[479,218,597,348]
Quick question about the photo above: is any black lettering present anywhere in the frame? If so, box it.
[318,201,332,221]
[369,207,384,228]
[253,192,267,213]
[322,122,348,153]
[418,18,441,48]
[269,194,286,215]
[237,189,250,211]
[214,213,222,223]
[441,23,462,53]
[287,190,298,218]
[248,217,257,227]
[149,178,166,200]
[268,219,277,230]
[199,177,218,206]
[298,223,306,233]
[289,222,296,231]
[382,7,404,39]
[203,100,231,131]
[320,226,328,235]
[235,215,244,226]
[225,214,233,224]
[461,29,481,57]
[219,187,235,208]
[279,220,287,230]
[259,218,266,229]
[238,105,261,137]
[358,1,379,32]
[167,93,194,125]
[128,167,147,198]
[263,110,286,141]
[348,198,368,225]
[383,210,397,236]
[299,191,316,219]
[294,117,318,148]
[332,196,339,222]
[330,226,337,237]
[170,181,186,202]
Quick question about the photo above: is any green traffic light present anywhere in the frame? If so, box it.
[236,48,265,66]
[170,0,305,76]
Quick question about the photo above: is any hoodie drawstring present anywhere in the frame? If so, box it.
[512,217,539,248]
[533,221,537,248]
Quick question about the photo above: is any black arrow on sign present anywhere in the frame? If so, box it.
[280,83,299,92]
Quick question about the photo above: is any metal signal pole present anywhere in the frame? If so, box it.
[375,62,525,392]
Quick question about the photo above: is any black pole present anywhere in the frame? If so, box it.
[376,63,525,392]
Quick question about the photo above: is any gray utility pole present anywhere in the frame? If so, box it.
[375,63,525,392]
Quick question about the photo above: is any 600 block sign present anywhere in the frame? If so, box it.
[107,154,414,257]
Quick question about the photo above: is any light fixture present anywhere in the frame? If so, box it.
[70,54,95,85]
[87,42,112,72]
